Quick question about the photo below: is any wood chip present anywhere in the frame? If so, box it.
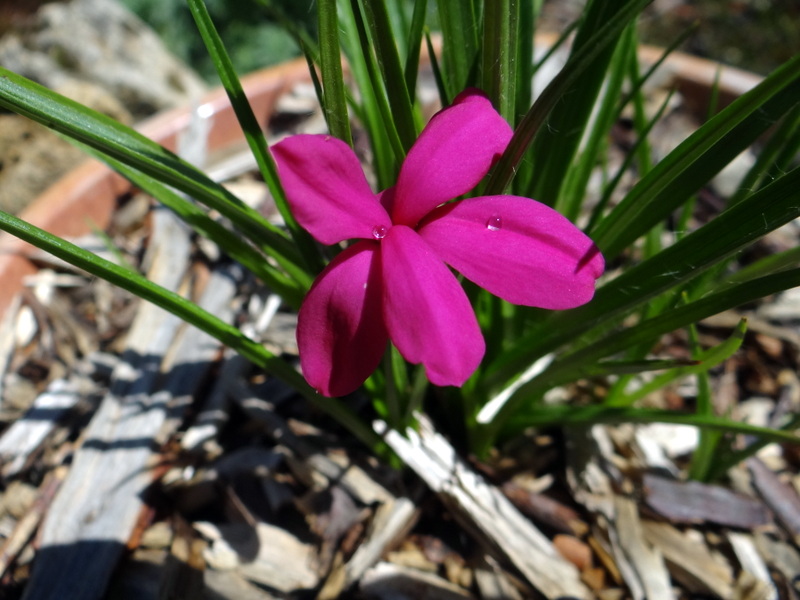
[158,518,206,600]
[360,562,473,600]
[643,520,733,597]
[749,457,800,543]
[643,473,772,528]
[728,531,777,600]
[378,417,590,600]
[20,212,223,600]
[343,496,419,587]
[473,554,523,600]
[610,497,673,600]
[299,484,364,569]
[197,521,319,592]
[0,296,22,402]
[502,481,585,535]
[566,426,619,518]
[754,532,800,599]
[203,569,281,600]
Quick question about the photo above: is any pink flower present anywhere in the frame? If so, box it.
[273,90,604,397]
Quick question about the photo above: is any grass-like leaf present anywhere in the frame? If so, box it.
[527,0,632,208]
[614,21,698,118]
[0,68,306,279]
[512,0,537,127]
[403,0,428,96]
[436,0,480,100]
[606,318,747,407]
[721,246,800,289]
[424,29,448,106]
[83,145,307,305]
[187,0,323,275]
[486,164,800,389]
[475,265,800,451]
[730,102,800,206]
[485,0,650,195]
[340,0,405,183]
[584,358,700,377]
[556,23,633,220]
[0,209,380,449]
[686,318,723,481]
[512,268,800,409]
[362,0,419,151]
[592,55,800,258]
[503,405,800,446]
[706,412,800,480]
[482,0,518,123]
[586,88,675,231]
[318,0,353,145]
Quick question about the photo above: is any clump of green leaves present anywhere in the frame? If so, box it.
[0,0,798,478]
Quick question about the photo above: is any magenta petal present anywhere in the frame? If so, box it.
[297,241,388,396]
[273,135,391,244]
[418,196,605,309]
[392,90,513,227]
[381,226,485,387]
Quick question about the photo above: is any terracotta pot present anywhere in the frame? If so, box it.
[636,45,762,115]
[0,45,763,318]
[533,31,762,114]
[0,58,310,317]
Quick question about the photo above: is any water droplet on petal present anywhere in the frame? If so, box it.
[486,215,502,231]
[372,225,388,239]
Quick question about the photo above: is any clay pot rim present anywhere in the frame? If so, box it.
[0,57,310,318]
[0,45,763,318]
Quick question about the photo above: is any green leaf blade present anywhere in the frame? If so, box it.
[187,0,324,275]
[0,68,306,277]
[592,55,800,258]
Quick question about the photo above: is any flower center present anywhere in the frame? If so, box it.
[486,215,502,231]
[372,225,388,240]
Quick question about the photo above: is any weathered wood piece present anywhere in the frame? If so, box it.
[21,213,231,600]
[360,562,474,600]
[195,521,319,593]
[611,497,672,600]
[754,532,800,599]
[643,520,733,597]
[565,427,655,598]
[473,555,523,600]
[0,296,21,404]
[342,496,419,587]
[643,473,772,528]
[565,426,618,518]
[378,417,590,600]
[203,569,282,600]
[502,480,585,535]
[749,457,800,543]
[728,531,777,600]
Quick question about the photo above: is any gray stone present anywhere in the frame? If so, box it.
[0,0,208,213]
[0,0,206,119]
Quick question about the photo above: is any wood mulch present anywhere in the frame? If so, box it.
[0,60,799,600]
